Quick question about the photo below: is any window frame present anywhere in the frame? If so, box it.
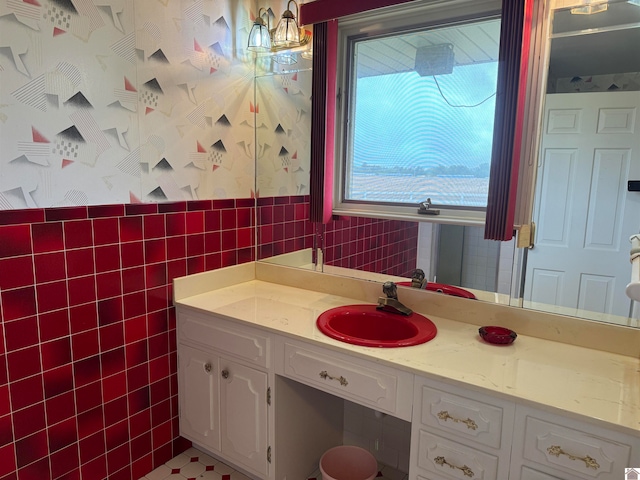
[333,0,503,226]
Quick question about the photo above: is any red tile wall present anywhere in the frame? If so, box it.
[256,195,315,259]
[324,216,419,278]
[0,199,255,480]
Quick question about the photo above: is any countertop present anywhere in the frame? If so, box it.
[174,263,640,437]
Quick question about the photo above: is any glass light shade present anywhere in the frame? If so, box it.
[247,21,271,51]
[274,15,300,47]
[570,1,608,14]
[273,53,297,65]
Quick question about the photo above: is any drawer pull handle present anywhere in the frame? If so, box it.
[221,369,229,379]
[319,370,348,386]
[547,445,600,470]
[204,363,212,373]
[434,456,474,477]
[437,410,478,430]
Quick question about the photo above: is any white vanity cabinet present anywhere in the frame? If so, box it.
[410,375,640,480]
[509,405,640,480]
[177,308,271,479]
[175,300,639,480]
[410,376,515,480]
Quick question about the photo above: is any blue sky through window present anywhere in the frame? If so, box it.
[347,59,499,207]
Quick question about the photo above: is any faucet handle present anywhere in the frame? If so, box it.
[411,269,427,289]
[382,281,398,299]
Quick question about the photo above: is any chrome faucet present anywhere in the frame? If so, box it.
[377,281,413,316]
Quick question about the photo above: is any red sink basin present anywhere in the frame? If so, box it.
[397,281,477,299]
[316,304,437,348]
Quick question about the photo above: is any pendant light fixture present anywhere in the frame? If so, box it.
[247,8,271,51]
[247,1,310,56]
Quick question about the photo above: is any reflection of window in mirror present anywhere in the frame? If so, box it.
[524,0,640,327]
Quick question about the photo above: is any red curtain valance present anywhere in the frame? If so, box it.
[299,0,417,25]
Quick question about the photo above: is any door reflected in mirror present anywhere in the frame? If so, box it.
[524,0,640,327]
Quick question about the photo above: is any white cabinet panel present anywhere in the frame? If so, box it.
[178,344,220,452]
[512,405,639,480]
[417,430,499,480]
[519,466,563,480]
[419,385,506,449]
[178,309,270,367]
[221,360,269,477]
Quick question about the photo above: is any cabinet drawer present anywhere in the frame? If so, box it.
[416,430,499,480]
[177,309,269,367]
[279,339,413,420]
[522,415,633,480]
[419,384,506,449]
[519,466,562,480]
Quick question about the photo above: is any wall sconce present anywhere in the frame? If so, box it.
[274,0,301,47]
[248,1,311,54]
[570,0,608,14]
[247,8,272,52]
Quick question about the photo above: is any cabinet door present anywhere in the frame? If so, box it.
[178,344,220,451]
[220,359,269,477]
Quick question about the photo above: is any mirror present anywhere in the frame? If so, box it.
[523,0,640,327]
[256,0,640,328]
[254,57,315,261]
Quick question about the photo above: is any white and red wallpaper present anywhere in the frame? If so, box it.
[0,0,260,209]
[255,68,312,198]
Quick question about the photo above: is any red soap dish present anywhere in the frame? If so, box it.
[479,326,517,345]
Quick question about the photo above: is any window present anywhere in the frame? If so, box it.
[335,2,502,223]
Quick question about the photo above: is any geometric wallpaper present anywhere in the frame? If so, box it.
[0,0,259,209]
[255,67,312,198]
[552,72,640,93]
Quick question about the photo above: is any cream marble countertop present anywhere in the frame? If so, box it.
[174,263,640,437]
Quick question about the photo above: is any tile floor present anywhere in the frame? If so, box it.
[142,447,409,480]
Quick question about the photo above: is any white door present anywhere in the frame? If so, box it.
[525,91,640,323]
[178,345,220,451]
[220,359,269,477]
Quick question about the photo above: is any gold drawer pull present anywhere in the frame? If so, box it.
[547,445,600,470]
[319,370,348,386]
[437,410,478,430]
[434,456,474,477]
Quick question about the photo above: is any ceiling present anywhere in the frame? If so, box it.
[354,19,500,78]
[351,1,640,80]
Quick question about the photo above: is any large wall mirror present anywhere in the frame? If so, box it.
[256,0,640,329]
